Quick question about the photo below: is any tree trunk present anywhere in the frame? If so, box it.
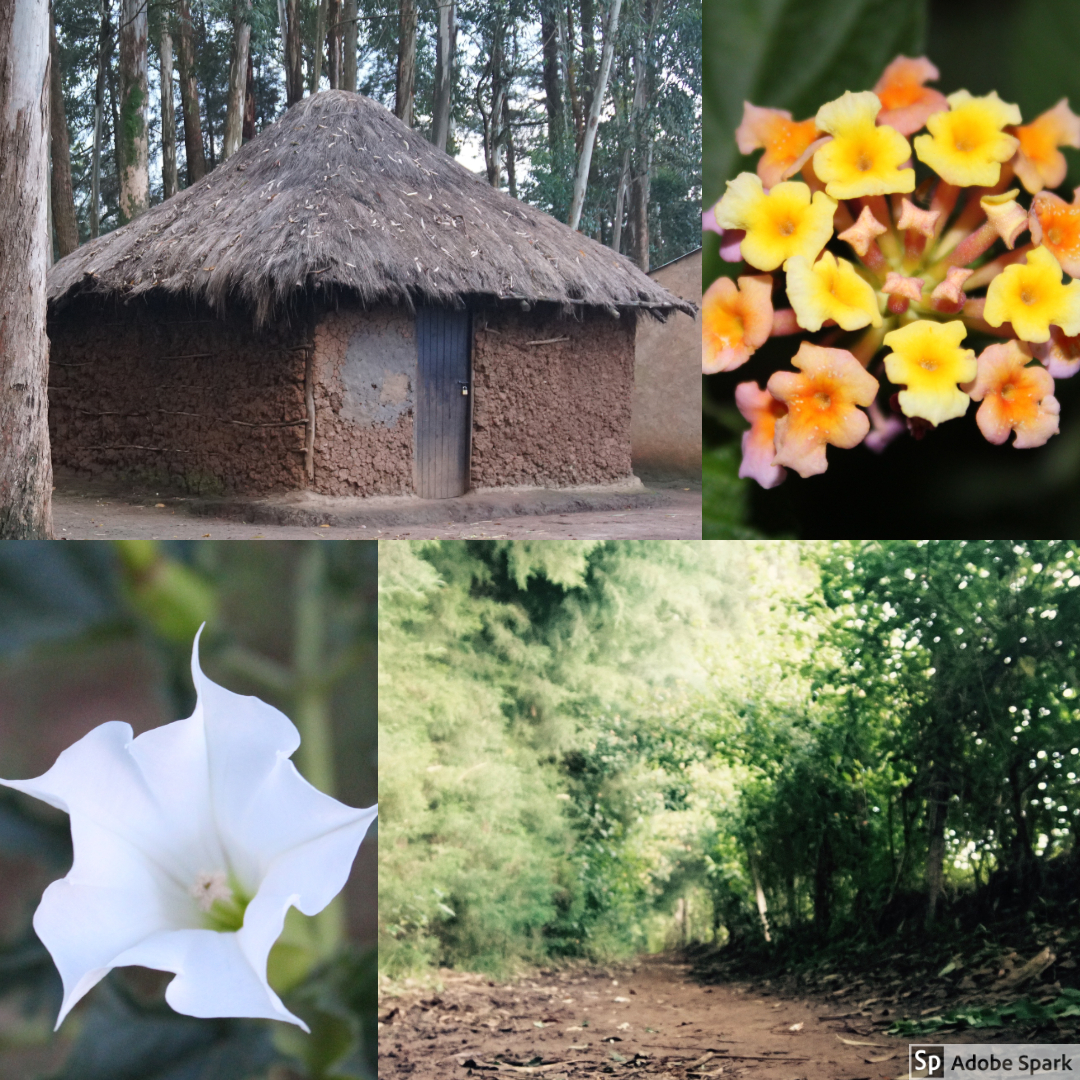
[90,0,108,236]
[285,0,303,104]
[312,0,326,91]
[749,855,771,943]
[327,0,340,88]
[579,0,595,118]
[567,0,622,230]
[431,0,455,151]
[503,92,516,198]
[342,0,357,92]
[563,2,582,150]
[175,0,205,184]
[222,0,251,161]
[540,0,563,150]
[117,0,149,223]
[243,48,255,141]
[49,10,78,257]
[160,23,178,199]
[628,155,650,269]
[394,0,416,126]
[611,147,629,252]
[0,0,54,538]
[924,773,948,927]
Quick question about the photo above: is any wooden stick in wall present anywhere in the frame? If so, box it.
[304,348,316,482]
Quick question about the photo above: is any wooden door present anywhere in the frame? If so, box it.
[415,306,471,499]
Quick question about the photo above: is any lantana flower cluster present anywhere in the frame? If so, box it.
[703,56,1080,487]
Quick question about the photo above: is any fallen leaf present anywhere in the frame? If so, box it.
[866,1053,898,1063]
[616,1022,630,1030]
[614,996,630,1002]
[837,1036,892,1048]
[788,1022,804,1032]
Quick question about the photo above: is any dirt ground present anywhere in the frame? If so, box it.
[50,486,700,539]
[378,955,917,1080]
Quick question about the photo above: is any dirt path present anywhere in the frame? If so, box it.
[51,488,700,539]
[378,955,912,1080]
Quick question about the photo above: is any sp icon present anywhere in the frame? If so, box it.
[911,1045,946,1079]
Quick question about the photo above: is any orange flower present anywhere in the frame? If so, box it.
[964,340,1060,448]
[702,275,774,374]
[735,103,820,189]
[1012,99,1080,194]
[735,381,787,489]
[873,55,948,135]
[766,342,879,477]
[1030,189,1080,278]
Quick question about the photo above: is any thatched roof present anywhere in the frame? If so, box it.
[48,91,694,324]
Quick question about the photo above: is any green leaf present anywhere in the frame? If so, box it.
[703,0,928,203]
[703,445,762,539]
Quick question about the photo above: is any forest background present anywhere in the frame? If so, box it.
[703,0,1080,538]
[0,541,378,1080]
[47,0,700,272]
[380,539,1080,991]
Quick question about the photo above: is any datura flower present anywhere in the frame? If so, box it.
[706,55,1080,486]
[883,320,976,427]
[963,339,1060,448]
[914,90,1021,187]
[812,91,915,200]
[767,343,879,477]
[1,628,377,1031]
[702,274,774,373]
[713,173,836,271]
[784,251,882,332]
[1012,99,1080,194]
[984,245,1080,343]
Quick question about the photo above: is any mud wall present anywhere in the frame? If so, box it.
[310,306,414,496]
[633,250,701,478]
[48,298,310,495]
[470,305,636,488]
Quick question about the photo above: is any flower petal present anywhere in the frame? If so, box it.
[874,55,948,135]
[914,89,1021,187]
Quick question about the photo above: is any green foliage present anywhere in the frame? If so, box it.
[889,988,1080,1036]
[379,540,746,974]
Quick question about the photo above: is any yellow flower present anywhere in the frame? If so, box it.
[714,173,837,272]
[702,274,775,374]
[1030,189,1080,278]
[1012,99,1080,194]
[812,90,915,199]
[983,245,1080,343]
[883,319,976,426]
[913,90,1021,187]
[784,251,882,332]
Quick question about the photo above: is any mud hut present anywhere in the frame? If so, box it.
[46,91,693,499]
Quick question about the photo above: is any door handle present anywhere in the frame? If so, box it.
[459,383,469,397]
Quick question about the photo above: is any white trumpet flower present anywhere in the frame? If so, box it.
[1,628,376,1031]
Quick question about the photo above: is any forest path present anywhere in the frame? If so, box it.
[378,954,912,1080]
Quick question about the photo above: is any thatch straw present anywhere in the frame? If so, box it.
[48,91,695,325]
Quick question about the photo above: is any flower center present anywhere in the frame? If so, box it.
[920,357,938,371]
[191,870,250,932]
[1001,382,1015,401]
[814,391,832,409]
[1021,289,1035,305]
[954,137,972,153]
[1049,226,1063,246]
[778,219,795,236]
[856,153,872,172]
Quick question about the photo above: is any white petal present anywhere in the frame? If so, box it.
[110,928,309,1030]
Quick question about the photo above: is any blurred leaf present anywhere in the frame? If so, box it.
[113,541,218,644]
[703,0,927,203]
[51,975,280,1080]
[0,544,122,658]
[0,789,72,865]
[0,925,63,1017]
[703,445,763,539]
[277,949,377,1080]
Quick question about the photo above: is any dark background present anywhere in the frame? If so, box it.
[703,0,1080,537]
